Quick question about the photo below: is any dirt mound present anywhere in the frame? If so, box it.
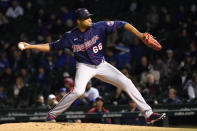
[0,122,196,131]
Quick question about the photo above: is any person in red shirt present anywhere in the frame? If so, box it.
[88,96,111,124]
[122,100,146,125]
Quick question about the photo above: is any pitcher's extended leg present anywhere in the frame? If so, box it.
[48,63,96,118]
[95,61,153,118]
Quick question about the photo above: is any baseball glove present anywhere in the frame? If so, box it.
[142,33,162,51]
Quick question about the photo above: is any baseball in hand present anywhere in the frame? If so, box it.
[18,43,25,50]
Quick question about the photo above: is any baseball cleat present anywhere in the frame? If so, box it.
[46,114,56,122]
[146,113,166,125]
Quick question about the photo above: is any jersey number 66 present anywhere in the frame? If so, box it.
[93,43,102,53]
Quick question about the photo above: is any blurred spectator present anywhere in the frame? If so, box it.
[5,0,24,19]
[0,0,11,11]
[51,18,65,35]
[146,5,159,29]
[153,55,167,79]
[171,67,190,95]
[162,13,173,31]
[33,94,46,109]
[0,85,6,99]
[59,6,75,23]
[19,50,35,72]
[174,5,187,24]
[33,8,48,26]
[88,97,111,124]
[36,67,50,100]
[138,84,154,104]
[188,41,197,68]
[1,42,10,52]
[0,51,9,72]
[23,1,35,23]
[162,88,182,104]
[176,29,190,55]
[65,19,74,31]
[0,12,8,25]
[45,35,53,43]
[48,12,57,27]
[105,46,117,67]
[182,52,195,72]
[85,80,100,104]
[164,49,178,75]
[188,40,197,59]
[56,50,64,68]
[184,72,197,102]
[35,0,45,6]
[121,25,134,44]
[130,37,146,65]
[144,74,160,103]
[0,67,13,88]
[159,7,173,31]
[114,42,131,69]
[121,67,137,85]
[188,4,196,21]
[41,53,56,72]
[0,85,7,105]
[72,95,89,107]
[47,94,58,109]
[56,88,67,102]
[122,99,146,125]
[11,50,22,71]
[143,21,152,32]
[140,65,160,85]
[63,72,70,78]
[129,0,138,13]
[135,56,149,81]
[106,29,119,45]
[11,76,29,108]
[19,33,30,42]
[56,49,76,69]
[19,68,30,86]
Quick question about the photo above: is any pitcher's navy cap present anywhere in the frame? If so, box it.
[75,8,93,20]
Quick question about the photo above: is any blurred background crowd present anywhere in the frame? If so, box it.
[0,0,197,115]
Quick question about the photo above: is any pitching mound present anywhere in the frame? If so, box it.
[0,122,197,131]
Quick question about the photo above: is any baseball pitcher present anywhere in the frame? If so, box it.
[18,8,165,124]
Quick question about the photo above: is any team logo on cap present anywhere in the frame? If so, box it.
[107,21,114,26]
[84,9,89,14]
